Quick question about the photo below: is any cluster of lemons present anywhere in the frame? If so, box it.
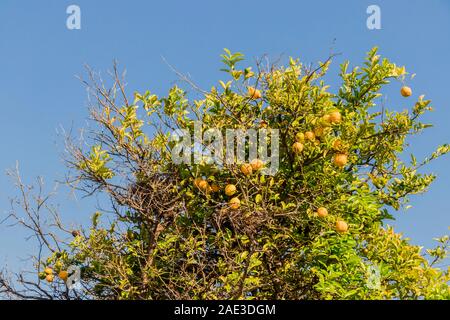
[194,159,264,211]
[37,85,414,281]
[310,86,413,234]
[247,85,350,169]
[195,85,264,201]
[193,85,414,233]
[291,109,349,168]
[315,207,349,234]
[42,266,68,283]
[250,84,413,170]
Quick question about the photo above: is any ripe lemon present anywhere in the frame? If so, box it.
[400,86,412,97]
[248,87,262,100]
[292,142,304,154]
[44,267,53,275]
[45,274,54,283]
[58,270,68,282]
[250,159,264,171]
[322,114,331,125]
[329,111,342,124]
[317,207,328,218]
[305,131,315,141]
[333,153,348,168]
[194,178,202,188]
[229,197,241,210]
[225,184,237,196]
[197,179,209,191]
[240,164,253,176]
[336,220,349,233]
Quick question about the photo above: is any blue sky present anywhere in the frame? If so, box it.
[0,0,449,270]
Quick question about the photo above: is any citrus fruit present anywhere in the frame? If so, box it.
[317,207,328,218]
[248,87,262,99]
[225,184,237,196]
[229,197,241,210]
[400,86,412,97]
[292,142,304,154]
[336,220,349,233]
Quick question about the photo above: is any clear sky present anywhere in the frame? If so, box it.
[0,0,449,270]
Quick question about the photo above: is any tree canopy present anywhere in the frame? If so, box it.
[1,47,449,300]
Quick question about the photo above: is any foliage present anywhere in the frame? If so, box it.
[1,48,449,300]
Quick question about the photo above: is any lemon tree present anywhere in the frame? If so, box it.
[1,48,449,300]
